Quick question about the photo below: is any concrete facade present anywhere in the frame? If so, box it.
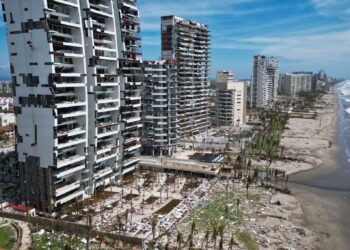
[216,71,247,126]
[279,73,312,97]
[161,16,210,138]
[251,55,278,108]
[2,0,142,211]
[118,0,143,176]
[142,60,178,157]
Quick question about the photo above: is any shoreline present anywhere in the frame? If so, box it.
[282,90,350,249]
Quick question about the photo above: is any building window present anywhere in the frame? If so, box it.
[10,13,14,24]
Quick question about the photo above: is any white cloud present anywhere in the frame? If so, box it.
[235,30,350,74]
[312,0,350,16]
[141,35,160,46]
[139,0,258,18]
[0,64,9,70]
[138,0,270,32]
[141,22,160,32]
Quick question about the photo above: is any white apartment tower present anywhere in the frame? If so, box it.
[279,73,312,97]
[161,16,210,138]
[118,0,143,175]
[251,55,279,108]
[216,71,247,126]
[2,0,142,211]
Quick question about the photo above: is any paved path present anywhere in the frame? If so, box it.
[16,220,31,250]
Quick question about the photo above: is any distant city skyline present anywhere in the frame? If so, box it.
[1,0,350,80]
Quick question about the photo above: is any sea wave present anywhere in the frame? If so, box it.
[339,80,350,96]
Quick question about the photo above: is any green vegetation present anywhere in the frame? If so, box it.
[235,229,259,250]
[293,91,324,112]
[190,191,242,231]
[245,109,288,161]
[30,233,85,250]
[249,133,280,159]
[0,226,16,249]
[249,194,260,201]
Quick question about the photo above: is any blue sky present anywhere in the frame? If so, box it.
[1,0,350,80]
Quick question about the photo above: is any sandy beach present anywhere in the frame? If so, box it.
[275,92,350,249]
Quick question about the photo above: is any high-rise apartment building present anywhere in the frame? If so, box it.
[2,0,142,211]
[142,60,178,156]
[161,16,210,138]
[279,73,312,97]
[216,71,247,126]
[251,55,278,108]
[117,0,143,176]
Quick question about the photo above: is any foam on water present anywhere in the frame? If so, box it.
[339,80,350,96]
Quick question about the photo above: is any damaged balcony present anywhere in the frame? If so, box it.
[96,149,118,164]
[94,50,117,61]
[54,163,85,179]
[57,132,86,149]
[57,154,85,169]
[97,102,119,113]
[55,181,81,198]
[54,190,84,207]
[54,91,86,109]
[97,124,119,139]
[96,76,119,86]
[57,105,86,119]
[51,0,78,8]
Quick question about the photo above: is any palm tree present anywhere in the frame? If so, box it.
[159,188,163,203]
[285,175,289,190]
[228,234,236,250]
[211,224,218,248]
[217,222,225,250]
[98,234,105,250]
[203,229,210,249]
[130,207,135,225]
[246,180,250,199]
[176,231,183,250]
[236,198,240,217]
[86,214,92,250]
[0,187,3,222]
[150,216,158,247]
[125,208,129,225]
[187,220,196,249]
[151,194,154,210]
[166,186,169,199]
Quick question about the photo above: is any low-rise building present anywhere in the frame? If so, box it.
[0,125,15,139]
[0,82,13,95]
[0,97,13,111]
[0,113,15,126]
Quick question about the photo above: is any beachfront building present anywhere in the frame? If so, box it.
[142,60,178,156]
[279,73,312,97]
[216,71,247,127]
[161,15,210,138]
[251,55,279,108]
[2,0,142,211]
[117,0,143,176]
[81,0,123,194]
[0,82,13,95]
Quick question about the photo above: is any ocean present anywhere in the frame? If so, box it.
[290,80,350,200]
[289,82,350,248]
